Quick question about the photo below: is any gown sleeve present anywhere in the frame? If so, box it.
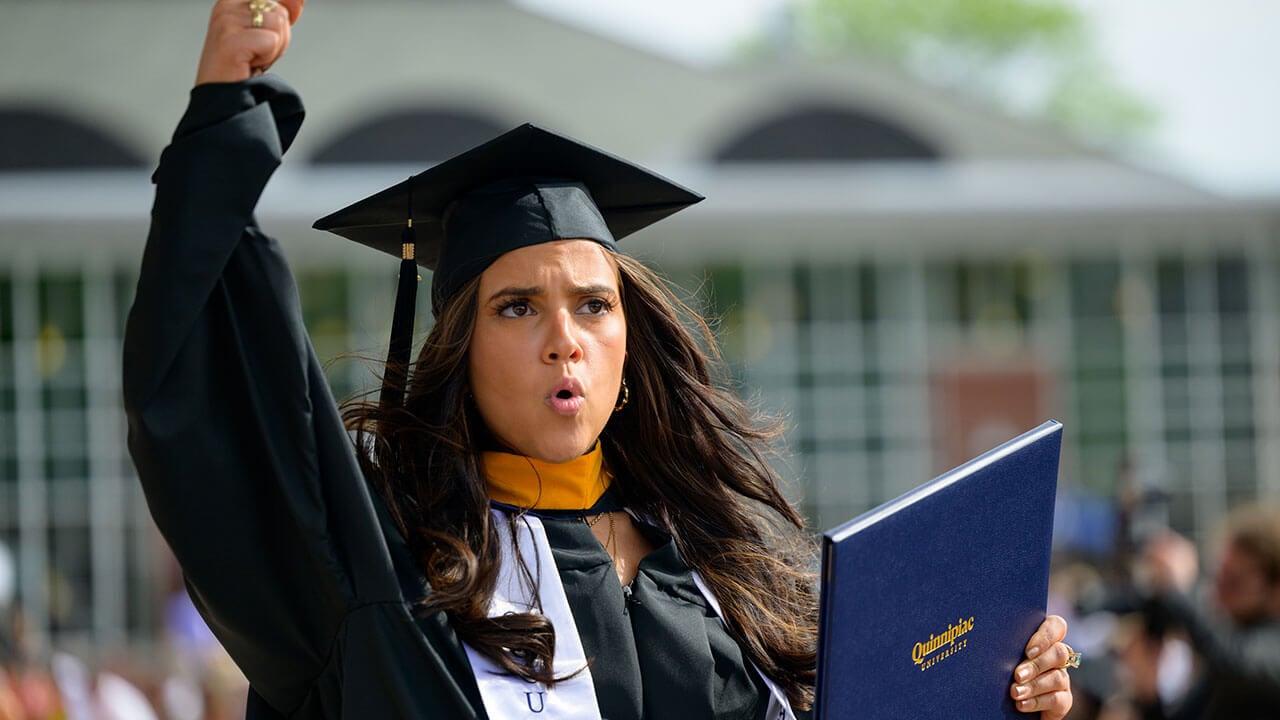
[122,76,476,717]
[1151,592,1280,702]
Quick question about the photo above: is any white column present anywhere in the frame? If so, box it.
[11,255,48,649]
[1118,243,1165,495]
[1248,236,1280,499]
[875,256,931,500]
[1029,245,1078,486]
[84,257,126,645]
[1185,252,1227,535]
[804,261,870,528]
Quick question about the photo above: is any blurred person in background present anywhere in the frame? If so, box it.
[1115,504,1280,719]
[0,596,63,720]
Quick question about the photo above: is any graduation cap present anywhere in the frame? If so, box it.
[313,123,703,411]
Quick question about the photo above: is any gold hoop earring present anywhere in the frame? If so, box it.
[613,377,630,412]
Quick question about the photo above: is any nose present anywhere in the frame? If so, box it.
[544,309,583,363]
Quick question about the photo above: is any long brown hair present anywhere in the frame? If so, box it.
[342,254,818,708]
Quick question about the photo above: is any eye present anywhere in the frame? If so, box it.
[498,300,534,318]
[578,298,614,315]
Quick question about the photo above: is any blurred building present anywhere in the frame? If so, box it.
[1,0,1278,654]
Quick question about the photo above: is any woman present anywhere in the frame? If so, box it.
[123,1,1076,717]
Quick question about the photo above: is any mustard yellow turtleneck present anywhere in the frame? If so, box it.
[482,444,612,511]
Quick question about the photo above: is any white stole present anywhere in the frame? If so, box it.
[462,510,602,719]
[463,508,797,720]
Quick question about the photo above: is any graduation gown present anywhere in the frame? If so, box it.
[123,75,774,719]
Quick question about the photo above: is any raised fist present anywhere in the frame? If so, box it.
[194,0,305,86]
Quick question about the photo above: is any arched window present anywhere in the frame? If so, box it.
[713,105,941,163]
[310,109,510,165]
[0,108,144,170]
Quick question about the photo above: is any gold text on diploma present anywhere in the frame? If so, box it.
[912,616,976,670]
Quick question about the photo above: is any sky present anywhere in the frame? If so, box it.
[516,0,1280,197]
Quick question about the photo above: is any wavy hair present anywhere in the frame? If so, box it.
[342,254,818,708]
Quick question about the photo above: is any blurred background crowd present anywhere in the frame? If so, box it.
[1,0,1278,717]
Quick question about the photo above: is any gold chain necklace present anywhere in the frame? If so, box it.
[584,511,618,564]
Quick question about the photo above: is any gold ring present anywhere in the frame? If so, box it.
[1061,643,1082,670]
[249,0,273,28]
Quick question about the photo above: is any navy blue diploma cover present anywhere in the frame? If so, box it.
[814,421,1062,719]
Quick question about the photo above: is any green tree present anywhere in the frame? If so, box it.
[748,0,1155,143]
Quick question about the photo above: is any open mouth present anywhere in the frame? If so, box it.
[548,379,586,415]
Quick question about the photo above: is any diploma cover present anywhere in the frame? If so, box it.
[814,421,1062,719]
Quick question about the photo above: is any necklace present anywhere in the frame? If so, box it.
[584,511,618,565]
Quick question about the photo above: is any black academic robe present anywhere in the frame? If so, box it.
[123,75,773,719]
[1139,593,1280,720]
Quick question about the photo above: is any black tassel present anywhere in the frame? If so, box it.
[380,178,418,412]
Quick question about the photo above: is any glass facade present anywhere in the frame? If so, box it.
[0,220,1277,650]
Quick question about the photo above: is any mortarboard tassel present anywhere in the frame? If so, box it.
[380,178,419,412]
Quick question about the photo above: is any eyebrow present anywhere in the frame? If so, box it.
[486,286,542,304]
[485,284,619,304]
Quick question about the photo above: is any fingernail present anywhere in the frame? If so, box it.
[1027,644,1042,659]
[1013,684,1030,699]
[1016,666,1033,682]
[1019,699,1034,711]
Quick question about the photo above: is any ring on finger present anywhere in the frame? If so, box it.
[1060,643,1082,670]
[249,0,275,28]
